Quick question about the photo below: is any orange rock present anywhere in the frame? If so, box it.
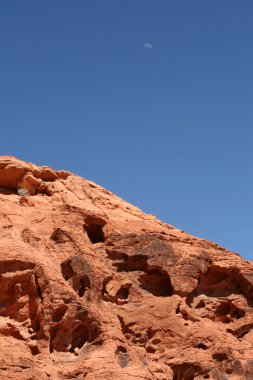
[0,156,252,379]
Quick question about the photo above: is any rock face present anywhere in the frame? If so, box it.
[0,156,253,380]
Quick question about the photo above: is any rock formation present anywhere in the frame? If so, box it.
[0,156,253,379]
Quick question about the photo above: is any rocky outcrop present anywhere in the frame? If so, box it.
[0,156,253,379]
[0,156,69,195]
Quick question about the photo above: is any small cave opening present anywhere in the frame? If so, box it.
[187,266,243,302]
[84,223,105,244]
[115,346,128,368]
[0,187,16,195]
[50,322,90,354]
[232,307,245,320]
[120,255,148,272]
[52,304,68,323]
[35,188,53,196]
[0,260,35,274]
[30,314,41,335]
[70,324,90,353]
[61,260,74,281]
[196,343,208,350]
[215,302,245,323]
[172,363,202,380]
[147,327,158,340]
[146,345,156,354]
[212,352,228,362]
[195,300,206,309]
[116,287,129,300]
[138,270,173,297]
[205,266,228,286]
[216,303,231,316]
[109,253,148,273]
[30,346,40,356]
[73,275,91,297]
[116,346,127,355]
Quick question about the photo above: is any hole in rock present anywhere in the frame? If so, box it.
[139,270,173,297]
[215,302,245,323]
[216,303,230,315]
[50,322,90,353]
[172,366,196,380]
[61,260,74,281]
[116,287,129,300]
[233,308,245,319]
[72,275,90,297]
[116,346,127,353]
[30,346,40,356]
[35,188,52,196]
[0,265,42,341]
[205,267,228,286]
[181,310,188,321]
[53,305,68,323]
[147,327,158,340]
[1,328,23,341]
[146,345,156,353]
[84,223,105,244]
[51,229,71,244]
[196,343,208,350]
[212,352,228,362]
[34,273,43,301]
[114,254,148,272]
[63,297,72,304]
[0,187,16,195]
[30,314,41,334]
[0,260,35,274]
[115,346,128,368]
[106,250,127,261]
[187,266,244,304]
[152,338,161,345]
[195,300,205,309]
[133,335,147,346]
[70,324,90,352]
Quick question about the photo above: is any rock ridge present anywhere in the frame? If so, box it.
[0,156,252,379]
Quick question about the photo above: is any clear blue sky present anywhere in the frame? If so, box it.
[1,1,252,260]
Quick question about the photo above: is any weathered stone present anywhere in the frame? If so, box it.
[0,156,252,379]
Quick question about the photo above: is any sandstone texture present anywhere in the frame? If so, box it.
[0,156,253,380]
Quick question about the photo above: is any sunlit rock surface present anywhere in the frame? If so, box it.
[0,156,253,379]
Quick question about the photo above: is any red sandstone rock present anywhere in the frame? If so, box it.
[0,155,253,379]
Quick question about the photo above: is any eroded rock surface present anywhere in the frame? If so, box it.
[0,156,253,379]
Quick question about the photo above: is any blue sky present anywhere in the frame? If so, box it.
[0,1,252,259]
